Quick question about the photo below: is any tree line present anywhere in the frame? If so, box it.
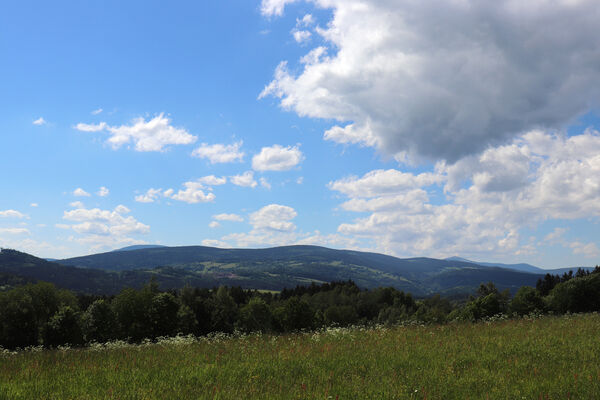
[0,267,599,349]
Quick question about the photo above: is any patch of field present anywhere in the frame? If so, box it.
[1,314,600,399]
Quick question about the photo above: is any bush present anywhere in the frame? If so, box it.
[82,299,116,343]
[150,292,179,337]
[510,286,545,316]
[0,288,38,348]
[42,306,84,347]
[547,273,600,313]
[275,297,314,331]
[236,297,273,333]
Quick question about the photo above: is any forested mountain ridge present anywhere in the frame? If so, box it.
[45,245,545,295]
[445,256,595,275]
[58,244,525,276]
[0,249,138,294]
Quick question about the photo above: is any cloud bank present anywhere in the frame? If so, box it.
[330,129,600,259]
[261,0,600,162]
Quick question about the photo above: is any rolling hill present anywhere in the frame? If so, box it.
[445,256,595,275]
[54,245,545,295]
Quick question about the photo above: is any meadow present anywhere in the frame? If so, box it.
[1,313,599,399]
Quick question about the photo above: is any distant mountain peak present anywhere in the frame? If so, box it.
[445,256,473,263]
[112,245,167,252]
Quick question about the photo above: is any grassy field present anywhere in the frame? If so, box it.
[2,314,600,399]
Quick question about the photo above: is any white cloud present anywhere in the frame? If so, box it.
[260,177,272,189]
[91,108,103,115]
[221,204,300,247]
[250,204,297,232]
[63,205,140,228]
[0,238,60,258]
[568,241,600,258]
[296,231,360,249]
[261,0,299,16]
[73,188,91,197]
[75,122,107,132]
[168,181,216,204]
[61,204,150,252]
[541,227,599,258]
[329,130,600,259]
[323,123,378,147]
[543,228,568,243]
[97,186,110,197]
[67,235,147,253]
[136,176,225,204]
[292,29,311,44]
[201,239,230,248]
[212,203,358,249]
[339,190,429,214]
[192,141,244,163]
[33,117,46,126]
[0,228,30,235]
[30,203,38,208]
[0,210,26,219]
[252,144,303,171]
[231,171,258,188]
[213,213,244,222]
[299,46,327,66]
[197,175,227,186]
[209,221,220,229]
[69,201,85,209]
[329,169,442,198]
[75,113,197,152]
[296,176,304,184]
[135,188,163,203]
[261,0,600,162]
[297,14,314,27]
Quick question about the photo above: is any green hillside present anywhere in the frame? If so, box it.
[57,245,543,295]
[1,246,544,295]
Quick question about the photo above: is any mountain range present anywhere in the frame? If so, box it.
[444,256,595,275]
[1,245,593,296]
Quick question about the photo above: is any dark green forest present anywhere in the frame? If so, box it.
[1,266,599,350]
[0,248,547,296]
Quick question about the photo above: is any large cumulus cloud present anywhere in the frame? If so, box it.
[330,129,600,259]
[260,0,600,162]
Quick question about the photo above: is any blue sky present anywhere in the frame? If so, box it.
[1,0,599,268]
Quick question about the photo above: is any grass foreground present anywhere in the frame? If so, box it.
[2,314,600,399]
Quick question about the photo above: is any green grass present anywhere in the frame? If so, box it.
[2,314,600,399]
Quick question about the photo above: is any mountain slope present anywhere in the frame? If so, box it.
[112,245,167,252]
[445,256,595,275]
[61,245,480,276]
[424,266,542,295]
[0,249,127,294]
[1,246,551,296]
[58,245,546,295]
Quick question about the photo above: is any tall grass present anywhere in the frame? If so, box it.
[1,313,599,399]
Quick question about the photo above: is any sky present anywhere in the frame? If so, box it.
[1,0,599,268]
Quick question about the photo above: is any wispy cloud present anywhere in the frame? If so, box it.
[192,141,245,163]
[97,186,110,197]
[0,210,27,219]
[73,188,91,197]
